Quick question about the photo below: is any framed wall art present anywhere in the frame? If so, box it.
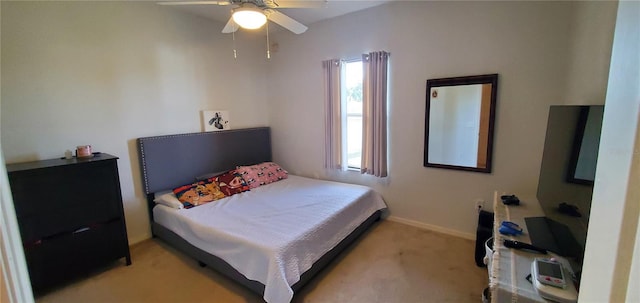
[202,110,230,132]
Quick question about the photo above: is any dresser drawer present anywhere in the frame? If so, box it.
[9,160,120,217]
[24,219,128,293]
[17,202,119,242]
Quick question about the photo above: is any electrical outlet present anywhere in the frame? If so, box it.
[475,199,484,212]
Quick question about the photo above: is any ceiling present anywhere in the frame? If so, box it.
[164,0,391,33]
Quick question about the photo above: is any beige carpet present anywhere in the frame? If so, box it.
[36,220,488,303]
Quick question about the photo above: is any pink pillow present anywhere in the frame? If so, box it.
[236,162,288,189]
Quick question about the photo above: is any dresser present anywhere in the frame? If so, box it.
[6,153,131,294]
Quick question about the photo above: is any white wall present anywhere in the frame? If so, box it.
[1,1,270,244]
[266,1,617,238]
[580,1,640,301]
[563,1,618,106]
[0,149,34,303]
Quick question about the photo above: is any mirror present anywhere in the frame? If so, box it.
[423,74,498,173]
[536,105,604,270]
[566,106,604,185]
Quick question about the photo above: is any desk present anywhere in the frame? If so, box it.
[488,192,575,303]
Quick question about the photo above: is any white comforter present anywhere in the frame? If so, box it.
[153,175,387,303]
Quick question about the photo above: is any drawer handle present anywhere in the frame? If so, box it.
[73,227,91,234]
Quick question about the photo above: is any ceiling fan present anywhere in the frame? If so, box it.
[158,0,327,34]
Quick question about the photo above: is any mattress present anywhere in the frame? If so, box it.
[153,175,387,303]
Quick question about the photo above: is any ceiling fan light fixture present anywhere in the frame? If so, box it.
[232,5,267,30]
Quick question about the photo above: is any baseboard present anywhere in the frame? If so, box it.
[387,216,475,240]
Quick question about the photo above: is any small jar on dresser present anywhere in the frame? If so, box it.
[6,153,131,294]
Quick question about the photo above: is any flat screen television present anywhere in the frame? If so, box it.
[530,105,604,276]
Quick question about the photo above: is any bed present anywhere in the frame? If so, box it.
[137,127,387,303]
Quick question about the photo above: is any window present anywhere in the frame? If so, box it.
[323,51,389,177]
[342,60,363,169]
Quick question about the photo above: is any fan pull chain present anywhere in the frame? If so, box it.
[266,21,271,59]
[232,23,237,59]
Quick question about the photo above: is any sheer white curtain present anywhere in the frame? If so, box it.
[361,51,389,177]
[322,59,342,170]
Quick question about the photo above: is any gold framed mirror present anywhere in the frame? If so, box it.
[423,74,498,173]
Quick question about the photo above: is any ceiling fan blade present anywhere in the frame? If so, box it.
[266,10,308,34]
[157,1,231,5]
[266,0,327,8]
[221,17,239,33]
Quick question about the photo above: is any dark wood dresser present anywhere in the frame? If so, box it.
[6,153,131,294]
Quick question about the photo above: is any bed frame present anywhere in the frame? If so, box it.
[137,127,381,297]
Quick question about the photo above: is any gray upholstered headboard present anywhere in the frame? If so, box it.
[137,127,272,195]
